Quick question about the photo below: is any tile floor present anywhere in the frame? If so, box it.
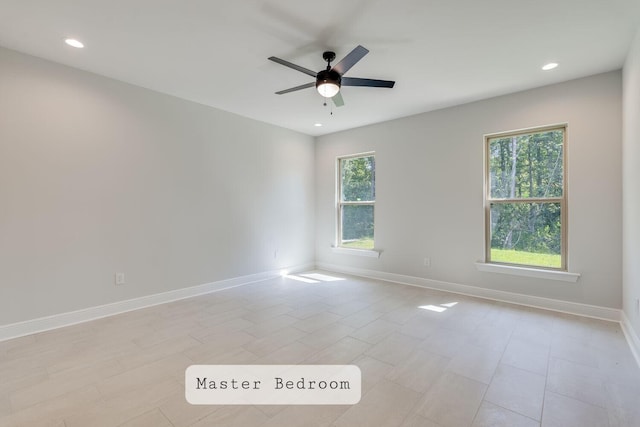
[1,271,639,427]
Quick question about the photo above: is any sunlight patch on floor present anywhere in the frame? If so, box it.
[282,272,346,283]
[300,273,345,282]
[419,302,459,313]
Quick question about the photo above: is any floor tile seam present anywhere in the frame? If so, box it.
[240,312,291,324]
[256,335,321,360]
[290,322,328,339]
[97,356,185,392]
[155,406,179,427]
[37,358,129,405]
[180,347,201,364]
[368,378,425,427]
[130,336,203,356]
[342,335,383,347]
[383,362,446,396]
[361,351,405,370]
[419,411,450,427]
[395,391,427,427]
[483,383,545,422]
[547,352,600,371]
[377,329,427,345]
[242,328,301,346]
[3,368,53,399]
[343,307,388,323]
[496,323,516,354]
[538,339,554,427]
[186,331,207,345]
[7,369,98,415]
[241,328,290,341]
[468,329,514,425]
[291,335,337,354]
[499,358,547,377]
[479,399,543,424]
[12,384,104,426]
[544,379,609,410]
[97,379,182,416]
[436,323,476,336]
[327,306,370,318]
[547,362,607,388]
[113,407,175,427]
[467,373,492,427]
[507,334,553,354]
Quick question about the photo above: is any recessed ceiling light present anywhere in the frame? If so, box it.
[542,62,558,71]
[314,123,323,127]
[65,38,84,48]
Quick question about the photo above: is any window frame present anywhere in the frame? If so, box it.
[484,124,568,271]
[336,152,376,250]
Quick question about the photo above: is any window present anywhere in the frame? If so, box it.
[337,153,375,250]
[485,125,567,270]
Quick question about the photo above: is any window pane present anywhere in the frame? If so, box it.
[489,130,563,199]
[341,205,374,249]
[341,156,375,202]
[490,202,561,268]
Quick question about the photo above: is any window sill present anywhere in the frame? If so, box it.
[474,262,580,283]
[331,246,381,258]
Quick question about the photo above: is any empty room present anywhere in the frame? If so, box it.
[1,1,640,426]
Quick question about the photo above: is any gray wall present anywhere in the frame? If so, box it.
[0,47,315,326]
[623,29,640,339]
[316,71,622,309]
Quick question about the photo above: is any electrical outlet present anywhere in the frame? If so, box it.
[423,257,431,267]
[115,273,125,286]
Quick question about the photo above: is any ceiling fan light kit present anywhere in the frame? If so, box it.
[269,45,395,107]
[316,68,341,98]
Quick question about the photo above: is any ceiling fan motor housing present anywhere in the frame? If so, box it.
[316,69,342,88]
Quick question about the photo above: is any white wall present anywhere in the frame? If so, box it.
[0,42,628,328]
[316,71,622,309]
[0,47,315,326]
[623,29,640,338]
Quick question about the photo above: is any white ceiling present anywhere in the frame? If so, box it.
[1,0,639,136]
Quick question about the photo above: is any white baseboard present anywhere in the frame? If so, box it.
[0,262,314,343]
[621,311,640,368]
[320,263,640,368]
[5,261,636,369]
[317,263,621,322]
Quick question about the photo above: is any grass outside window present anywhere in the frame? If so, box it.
[485,125,567,270]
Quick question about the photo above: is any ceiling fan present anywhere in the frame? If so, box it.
[268,45,395,107]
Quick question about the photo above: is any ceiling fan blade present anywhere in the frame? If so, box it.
[332,91,345,107]
[268,56,317,77]
[275,82,315,95]
[342,77,395,88]
[332,45,369,75]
